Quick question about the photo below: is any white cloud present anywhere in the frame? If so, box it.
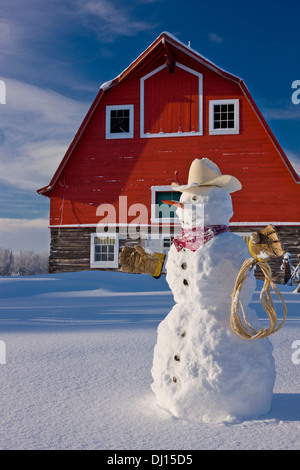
[0,218,49,252]
[0,78,89,190]
[75,0,156,41]
[284,150,300,177]
[0,20,17,55]
[262,105,300,121]
[208,33,224,44]
[0,218,48,233]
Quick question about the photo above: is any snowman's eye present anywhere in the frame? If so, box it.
[192,196,197,201]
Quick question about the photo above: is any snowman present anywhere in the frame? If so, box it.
[150,158,277,423]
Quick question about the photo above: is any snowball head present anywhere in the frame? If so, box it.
[175,186,233,228]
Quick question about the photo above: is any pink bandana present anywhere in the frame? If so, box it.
[173,225,229,252]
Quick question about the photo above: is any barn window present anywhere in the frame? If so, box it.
[151,186,180,223]
[90,233,119,268]
[163,236,174,248]
[106,105,134,139]
[209,99,239,135]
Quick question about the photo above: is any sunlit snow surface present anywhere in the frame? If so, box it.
[0,271,299,450]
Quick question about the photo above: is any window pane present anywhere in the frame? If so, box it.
[163,237,174,248]
[214,105,220,112]
[93,234,117,265]
[155,191,180,219]
[212,102,236,130]
[111,115,130,133]
[155,191,180,206]
[96,236,115,245]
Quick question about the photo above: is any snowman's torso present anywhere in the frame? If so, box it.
[166,231,256,316]
[151,187,276,423]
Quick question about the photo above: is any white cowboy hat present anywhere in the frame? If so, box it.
[171,158,242,194]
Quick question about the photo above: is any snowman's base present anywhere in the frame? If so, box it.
[151,388,274,424]
[151,303,276,424]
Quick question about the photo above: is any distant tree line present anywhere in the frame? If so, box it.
[0,247,49,276]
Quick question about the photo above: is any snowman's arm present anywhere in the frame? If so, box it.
[119,245,165,278]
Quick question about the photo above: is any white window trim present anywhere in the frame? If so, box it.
[151,185,180,223]
[105,105,134,139]
[90,233,119,268]
[209,99,239,135]
[140,62,203,138]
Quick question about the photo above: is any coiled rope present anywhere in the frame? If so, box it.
[231,258,287,340]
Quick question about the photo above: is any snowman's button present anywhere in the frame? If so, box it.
[180,331,186,338]
[173,376,177,383]
[181,262,187,269]
[183,279,189,286]
[174,355,180,362]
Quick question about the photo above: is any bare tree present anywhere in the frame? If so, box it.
[0,247,49,276]
[0,248,13,276]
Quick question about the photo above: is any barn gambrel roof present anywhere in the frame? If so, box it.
[37,32,299,196]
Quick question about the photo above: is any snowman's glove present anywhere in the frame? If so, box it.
[248,224,285,262]
[119,245,165,278]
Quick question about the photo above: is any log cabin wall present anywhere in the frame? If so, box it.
[49,227,144,274]
[50,226,299,285]
[231,225,300,283]
[49,227,93,273]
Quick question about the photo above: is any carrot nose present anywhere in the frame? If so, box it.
[162,200,184,209]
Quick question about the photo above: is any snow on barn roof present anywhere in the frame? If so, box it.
[37,32,299,195]
[99,31,243,93]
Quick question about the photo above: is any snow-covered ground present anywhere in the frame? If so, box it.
[0,271,299,450]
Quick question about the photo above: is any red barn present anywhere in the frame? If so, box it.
[38,32,300,281]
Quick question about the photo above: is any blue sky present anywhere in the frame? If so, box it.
[0,0,300,251]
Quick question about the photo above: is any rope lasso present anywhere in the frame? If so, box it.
[231,258,287,340]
